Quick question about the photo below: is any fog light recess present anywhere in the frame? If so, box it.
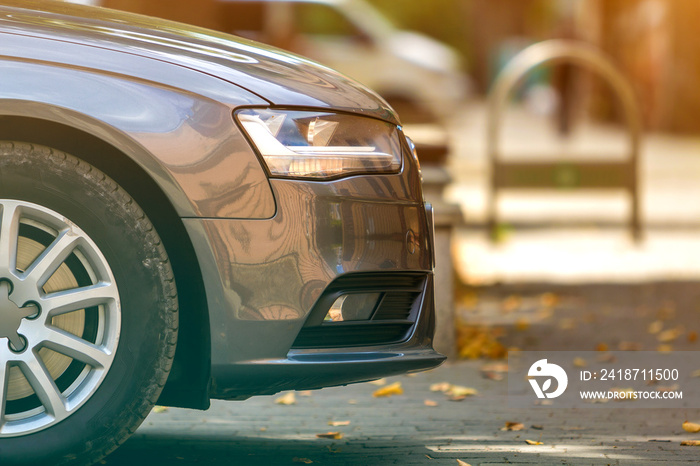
[323,293,382,322]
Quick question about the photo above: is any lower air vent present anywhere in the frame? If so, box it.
[291,272,427,349]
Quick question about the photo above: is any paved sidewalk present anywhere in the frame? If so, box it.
[106,278,700,465]
[104,357,700,466]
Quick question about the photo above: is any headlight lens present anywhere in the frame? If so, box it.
[236,109,402,179]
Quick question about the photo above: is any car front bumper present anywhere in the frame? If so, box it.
[183,146,443,399]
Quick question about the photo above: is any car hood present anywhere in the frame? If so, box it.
[0,0,398,124]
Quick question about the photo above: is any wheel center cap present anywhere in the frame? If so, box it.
[0,281,35,351]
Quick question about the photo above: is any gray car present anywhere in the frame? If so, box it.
[0,1,443,464]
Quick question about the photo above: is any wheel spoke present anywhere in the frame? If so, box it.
[0,199,122,437]
[20,352,67,419]
[22,230,81,288]
[43,282,118,318]
[41,328,111,368]
[0,203,20,274]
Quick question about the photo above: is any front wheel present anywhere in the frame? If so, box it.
[0,143,178,466]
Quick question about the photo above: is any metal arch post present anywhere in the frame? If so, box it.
[486,39,643,241]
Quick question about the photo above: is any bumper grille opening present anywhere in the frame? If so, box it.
[292,272,427,349]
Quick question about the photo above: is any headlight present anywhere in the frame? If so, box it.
[236,109,402,179]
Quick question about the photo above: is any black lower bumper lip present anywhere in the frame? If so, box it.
[210,347,446,400]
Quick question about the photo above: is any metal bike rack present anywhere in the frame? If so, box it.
[487,40,642,240]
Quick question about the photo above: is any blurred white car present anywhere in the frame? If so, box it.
[217,0,469,123]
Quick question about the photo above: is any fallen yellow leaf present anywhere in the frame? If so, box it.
[683,421,700,433]
[447,385,478,398]
[424,399,438,407]
[658,328,682,343]
[573,357,587,368]
[596,342,609,352]
[657,344,673,353]
[500,421,524,431]
[430,382,452,392]
[152,406,169,414]
[316,432,343,440]
[373,381,403,397]
[648,320,663,334]
[515,318,530,331]
[298,390,313,397]
[525,439,543,445]
[689,331,698,343]
[456,460,472,466]
[540,292,559,308]
[274,392,296,405]
[681,440,700,446]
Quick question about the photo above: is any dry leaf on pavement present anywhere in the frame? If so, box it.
[447,385,478,399]
[682,421,700,433]
[515,318,530,331]
[293,458,313,464]
[658,328,682,343]
[457,325,507,360]
[648,320,664,334]
[274,392,296,405]
[430,382,452,392]
[316,432,343,440]
[681,440,700,446]
[152,406,168,414]
[373,381,403,397]
[500,421,524,431]
[456,460,472,466]
[540,292,559,308]
[573,357,587,368]
[525,440,543,445]
[424,399,438,407]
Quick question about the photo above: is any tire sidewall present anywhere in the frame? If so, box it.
[0,144,176,465]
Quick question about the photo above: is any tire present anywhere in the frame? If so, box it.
[0,142,178,465]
